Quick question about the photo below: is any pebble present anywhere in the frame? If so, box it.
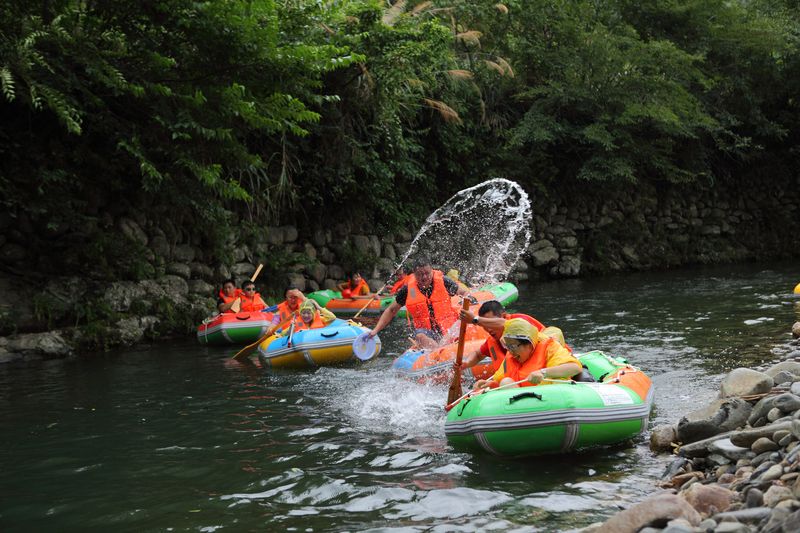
[764,485,794,507]
[745,487,764,508]
[751,436,780,454]
[768,407,784,422]
[760,464,785,482]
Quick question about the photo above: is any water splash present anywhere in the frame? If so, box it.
[395,178,531,286]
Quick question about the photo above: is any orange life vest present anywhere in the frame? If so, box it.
[240,292,266,312]
[218,289,242,313]
[498,337,554,387]
[508,313,545,331]
[390,275,408,295]
[483,336,507,372]
[276,300,299,323]
[291,312,326,332]
[342,278,369,298]
[405,270,457,333]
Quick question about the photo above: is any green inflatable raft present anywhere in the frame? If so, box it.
[445,351,653,456]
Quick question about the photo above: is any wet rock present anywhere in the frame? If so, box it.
[709,438,752,461]
[719,368,773,398]
[600,493,701,531]
[751,437,780,455]
[678,398,752,444]
[651,424,678,452]
[682,483,736,516]
[6,331,72,357]
[731,422,792,448]
[115,316,159,345]
[764,485,794,507]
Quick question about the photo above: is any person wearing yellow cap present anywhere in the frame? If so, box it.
[446,269,469,291]
[281,299,336,334]
[473,318,581,390]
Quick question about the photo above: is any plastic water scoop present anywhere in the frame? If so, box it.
[353,332,378,361]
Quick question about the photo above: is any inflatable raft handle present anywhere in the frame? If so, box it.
[508,391,543,404]
[321,331,339,338]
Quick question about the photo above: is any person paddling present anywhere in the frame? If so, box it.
[217,278,242,313]
[473,318,581,390]
[456,300,545,374]
[239,280,267,312]
[272,286,306,326]
[366,257,471,350]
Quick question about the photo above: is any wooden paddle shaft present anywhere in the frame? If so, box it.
[250,263,264,282]
[353,281,388,320]
[446,299,471,405]
[232,312,294,360]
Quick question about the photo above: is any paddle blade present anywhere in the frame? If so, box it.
[353,333,378,361]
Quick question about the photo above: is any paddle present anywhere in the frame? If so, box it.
[352,281,389,320]
[231,311,295,361]
[286,319,296,348]
[445,378,529,412]
[231,263,264,313]
[446,299,471,405]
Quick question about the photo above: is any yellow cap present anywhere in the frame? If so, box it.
[502,318,538,344]
[299,300,316,312]
[446,269,460,281]
[794,282,800,294]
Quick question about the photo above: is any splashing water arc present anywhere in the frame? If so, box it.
[397,178,531,286]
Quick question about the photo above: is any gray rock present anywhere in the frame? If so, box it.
[768,407,784,422]
[322,279,338,291]
[678,398,752,444]
[774,371,796,386]
[303,242,317,260]
[312,229,327,247]
[369,235,381,257]
[118,217,148,245]
[698,518,717,531]
[282,226,298,243]
[764,485,794,508]
[748,394,800,426]
[188,263,214,280]
[751,436,780,454]
[6,331,72,357]
[760,464,784,482]
[719,368,773,398]
[156,276,189,302]
[328,264,345,280]
[215,264,231,281]
[791,382,800,396]
[265,226,283,245]
[731,422,792,447]
[307,263,326,285]
[709,438,752,461]
[104,281,147,312]
[188,279,215,296]
[529,241,559,266]
[793,322,800,339]
[352,235,371,255]
[712,523,750,533]
[551,255,581,277]
[115,316,159,345]
[651,424,678,452]
[383,243,396,261]
[774,429,791,443]
[230,262,256,277]
[765,361,800,378]
[712,507,772,524]
[306,280,319,292]
[745,488,764,508]
[679,432,737,458]
[285,273,305,292]
[600,493,701,531]
[173,244,195,263]
[166,262,191,279]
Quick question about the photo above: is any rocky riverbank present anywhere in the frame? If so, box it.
[589,322,800,532]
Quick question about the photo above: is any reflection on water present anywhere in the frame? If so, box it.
[0,261,798,531]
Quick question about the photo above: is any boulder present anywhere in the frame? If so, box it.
[774,371,797,386]
[230,262,256,277]
[708,438,752,461]
[677,398,752,443]
[189,263,215,280]
[529,240,559,266]
[764,361,800,379]
[156,276,189,303]
[600,493,701,532]
[328,264,345,280]
[551,255,581,277]
[7,331,72,357]
[265,226,283,245]
[306,280,319,292]
[719,368,773,398]
[104,281,148,312]
[285,273,305,292]
[383,243,396,261]
[651,424,678,452]
[281,226,298,243]
[115,316,159,345]
[681,483,735,516]
[748,394,800,426]
[369,235,381,257]
[166,262,191,279]
[118,217,148,246]
[351,235,371,255]
[308,263,327,285]
[312,229,327,247]
[322,278,338,290]
[763,485,794,508]
[303,242,317,260]
[172,244,195,263]
[188,279,215,296]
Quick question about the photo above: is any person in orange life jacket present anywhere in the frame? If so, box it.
[270,286,306,326]
[389,266,413,295]
[473,318,580,390]
[455,300,545,373]
[280,300,336,335]
[338,272,372,299]
[217,278,242,313]
[366,257,471,350]
[239,280,267,312]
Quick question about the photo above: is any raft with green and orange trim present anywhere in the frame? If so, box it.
[445,351,653,456]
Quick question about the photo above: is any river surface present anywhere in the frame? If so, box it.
[1,262,799,532]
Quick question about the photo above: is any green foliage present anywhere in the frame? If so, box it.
[1,0,799,279]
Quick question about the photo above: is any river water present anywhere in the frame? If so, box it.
[1,262,798,532]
